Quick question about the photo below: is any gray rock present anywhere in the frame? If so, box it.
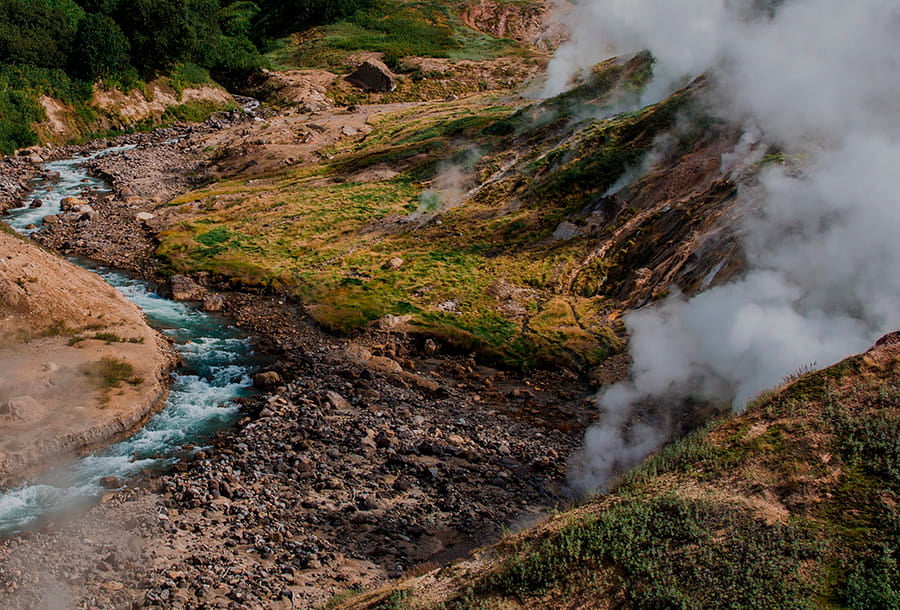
[202,294,226,312]
[324,390,352,411]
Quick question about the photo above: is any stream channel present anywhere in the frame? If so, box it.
[0,146,257,534]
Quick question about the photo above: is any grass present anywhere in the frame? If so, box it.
[82,357,144,391]
[478,495,821,608]
[68,331,145,346]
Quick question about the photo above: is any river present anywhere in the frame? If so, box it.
[0,147,256,534]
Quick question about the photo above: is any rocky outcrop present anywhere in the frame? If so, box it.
[345,59,398,93]
[35,81,236,144]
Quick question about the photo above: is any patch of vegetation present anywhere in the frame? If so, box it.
[275,0,528,70]
[162,99,238,124]
[82,357,143,389]
[68,332,145,346]
[479,496,821,607]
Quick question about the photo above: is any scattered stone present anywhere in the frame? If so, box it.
[135,212,155,222]
[29,199,43,209]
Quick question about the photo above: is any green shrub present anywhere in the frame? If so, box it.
[481,496,821,608]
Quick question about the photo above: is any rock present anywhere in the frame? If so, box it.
[24,224,36,230]
[60,196,86,211]
[42,214,60,225]
[340,126,359,137]
[367,356,403,375]
[552,220,581,241]
[345,59,398,93]
[100,476,124,489]
[423,338,438,356]
[29,198,43,209]
[253,371,282,389]
[27,154,44,164]
[375,314,412,331]
[202,294,226,312]
[136,212,156,222]
[383,257,404,270]
[0,396,44,423]
[159,275,206,301]
[324,390,352,411]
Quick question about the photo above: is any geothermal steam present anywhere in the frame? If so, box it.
[562,0,900,492]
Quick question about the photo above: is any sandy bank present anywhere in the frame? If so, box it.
[0,229,173,486]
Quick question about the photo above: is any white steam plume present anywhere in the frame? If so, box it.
[563,0,900,492]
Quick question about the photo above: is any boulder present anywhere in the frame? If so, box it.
[383,257,404,270]
[375,313,412,331]
[324,390,352,411]
[345,59,397,93]
[202,294,226,312]
[100,476,124,489]
[253,371,282,389]
[0,396,44,423]
[29,198,43,209]
[136,212,156,222]
[42,214,60,225]
[159,275,206,301]
[60,196,87,211]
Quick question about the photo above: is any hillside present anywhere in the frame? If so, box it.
[40,50,742,379]
[339,333,900,608]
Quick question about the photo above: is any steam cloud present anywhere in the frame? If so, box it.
[560,0,900,492]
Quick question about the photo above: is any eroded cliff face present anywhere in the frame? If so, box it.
[34,81,236,145]
[0,228,172,485]
[460,0,569,50]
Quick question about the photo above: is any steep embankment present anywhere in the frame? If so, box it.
[0,228,172,485]
[342,333,900,608]
[34,79,237,146]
